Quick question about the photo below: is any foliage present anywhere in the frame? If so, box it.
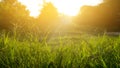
[0,0,31,31]
[0,31,120,68]
[75,0,120,31]
[0,0,120,67]
[37,2,59,32]
[0,1,59,36]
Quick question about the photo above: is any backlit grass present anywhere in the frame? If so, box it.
[0,31,120,68]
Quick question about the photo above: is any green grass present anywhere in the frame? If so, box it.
[0,31,120,68]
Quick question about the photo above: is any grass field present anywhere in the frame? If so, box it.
[0,31,120,68]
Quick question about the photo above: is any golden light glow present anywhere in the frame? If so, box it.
[18,0,103,17]
[18,0,43,17]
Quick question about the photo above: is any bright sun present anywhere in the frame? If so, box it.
[18,0,103,17]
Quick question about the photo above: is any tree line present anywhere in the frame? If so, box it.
[0,0,59,33]
[0,0,120,33]
[75,0,120,32]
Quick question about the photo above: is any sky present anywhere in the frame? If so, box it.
[18,0,103,17]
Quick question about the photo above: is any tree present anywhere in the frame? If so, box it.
[0,0,30,31]
[37,2,59,31]
[99,0,120,31]
[75,0,120,31]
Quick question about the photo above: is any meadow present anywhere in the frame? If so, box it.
[0,0,120,68]
[0,31,120,68]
